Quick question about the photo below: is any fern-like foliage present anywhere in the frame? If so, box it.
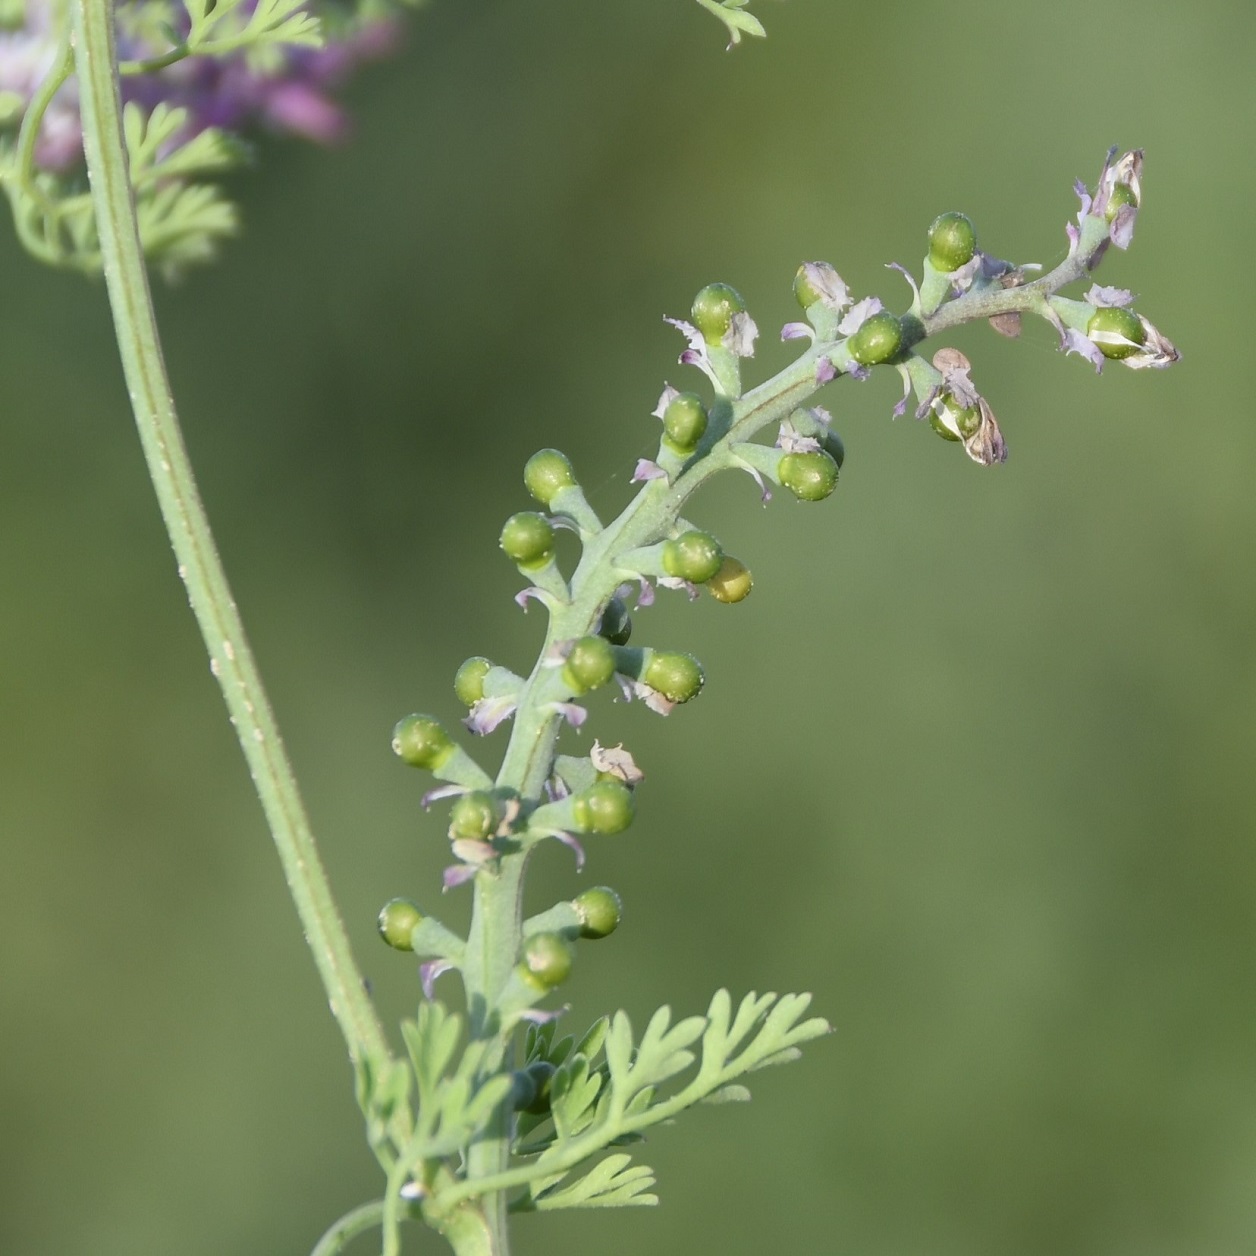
[505,989,830,1212]
[693,0,766,48]
[0,101,241,276]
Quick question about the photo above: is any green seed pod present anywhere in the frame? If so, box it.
[573,886,623,939]
[377,898,423,951]
[691,282,747,346]
[563,636,617,694]
[524,449,577,507]
[953,405,982,439]
[516,1060,557,1114]
[572,779,636,835]
[500,511,556,568]
[449,791,496,841]
[392,714,455,770]
[662,530,724,584]
[927,211,977,273]
[1087,306,1146,360]
[662,392,709,453]
[792,263,822,309]
[454,656,492,707]
[929,412,962,443]
[848,311,904,366]
[644,651,705,704]
[521,932,575,991]
[598,597,632,646]
[1105,182,1138,221]
[707,556,753,604]
[779,450,839,502]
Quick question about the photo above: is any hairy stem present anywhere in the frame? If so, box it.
[70,0,398,1105]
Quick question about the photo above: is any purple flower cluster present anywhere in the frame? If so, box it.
[0,0,399,171]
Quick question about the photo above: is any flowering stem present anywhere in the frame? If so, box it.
[69,0,398,1107]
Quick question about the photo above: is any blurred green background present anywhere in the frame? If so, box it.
[3,0,1254,1252]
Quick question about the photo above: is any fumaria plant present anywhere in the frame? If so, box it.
[0,0,1178,1253]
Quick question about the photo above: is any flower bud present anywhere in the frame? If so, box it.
[454,656,492,707]
[927,211,977,273]
[779,450,839,502]
[662,530,724,584]
[515,1059,557,1114]
[707,556,753,603]
[377,898,423,951]
[520,932,575,991]
[572,779,636,835]
[691,283,747,345]
[597,597,632,646]
[392,714,455,770]
[792,264,823,309]
[573,886,623,939]
[449,791,496,841]
[848,311,903,366]
[524,449,577,507]
[1087,306,1146,360]
[644,651,704,704]
[500,512,556,568]
[662,392,709,453]
[563,636,616,694]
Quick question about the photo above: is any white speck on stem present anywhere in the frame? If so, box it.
[223,640,236,661]
[253,728,264,742]
[210,658,221,677]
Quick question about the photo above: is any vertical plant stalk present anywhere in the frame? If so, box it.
[69,0,393,1081]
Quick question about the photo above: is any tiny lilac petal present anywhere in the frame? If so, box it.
[776,420,820,454]
[552,830,586,870]
[837,296,883,336]
[451,838,498,865]
[551,702,588,729]
[1109,206,1138,250]
[1122,316,1181,370]
[1074,179,1093,221]
[422,784,466,809]
[915,386,941,421]
[658,575,701,601]
[1063,328,1106,373]
[464,694,518,735]
[652,384,680,419]
[815,357,837,384]
[724,311,758,357]
[614,674,636,702]
[640,686,677,717]
[632,458,668,484]
[948,254,983,294]
[781,322,815,342]
[1085,284,1134,308]
[591,740,645,784]
[892,393,909,419]
[514,586,552,611]
[1066,221,1081,252]
[664,316,706,355]
[847,363,871,383]
[809,405,833,428]
[420,959,455,1000]
[443,864,480,891]
[886,261,921,305]
[735,459,772,503]
[799,261,851,311]
[634,578,655,608]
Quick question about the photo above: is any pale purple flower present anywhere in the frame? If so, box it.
[632,458,668,483]
[420,959,455,1000]
[0,0,399,172]
[652,384,680,419]
[464,694,518,736]
[837,296,883,337]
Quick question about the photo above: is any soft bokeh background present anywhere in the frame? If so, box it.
[3,0,1254,1252]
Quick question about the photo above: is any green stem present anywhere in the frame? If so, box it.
[309,1200,386,1256]
[449,220,1116,1235]
[69,0,398,1099]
